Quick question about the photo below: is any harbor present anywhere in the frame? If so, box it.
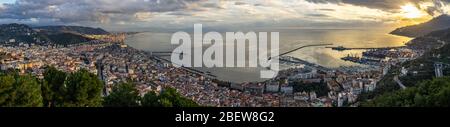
[327,45,406,51]
[341,53,382,66]
[152,55,218,79]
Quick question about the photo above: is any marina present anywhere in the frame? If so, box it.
[341,54,382,66]
[279,56,332,72]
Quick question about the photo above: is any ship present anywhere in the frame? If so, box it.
[331,46,349,51]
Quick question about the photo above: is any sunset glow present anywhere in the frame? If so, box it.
[0,0,448,30]
[401,4,426,19]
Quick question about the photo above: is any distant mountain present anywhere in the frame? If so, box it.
[35,25,110,35]
[361,28,450,107]
[0,23,50,44]
[0,23,93,45]
[391,14,450,37]
[406,27,450,51]
[47,33,93,45]
[427,27,450,42]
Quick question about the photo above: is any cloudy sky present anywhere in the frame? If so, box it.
[0,0,449,31]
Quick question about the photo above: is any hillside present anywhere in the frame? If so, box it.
[0,23,50,44]
[427,27,450,42]
[361,28,450,106]
[0,24,96,45]
[390,14,450,37]
[362,76,450,107]
[35,26,110,35]
[47,33,93,45]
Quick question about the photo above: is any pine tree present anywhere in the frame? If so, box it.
[63,69,103,107]
[104,83,140,107]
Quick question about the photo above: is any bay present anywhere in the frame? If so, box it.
[126,28,412,83]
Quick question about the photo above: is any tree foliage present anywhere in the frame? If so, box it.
[63,69,103,107]
[106,86,200,107]
[0,73,43,107]
[158,88,199,107]
[104,82,140,107]
[41,68,104,107]
[0,67,198,107]
[293,80,330,97]
[362,77,450,107]
[42,66,67,107]
[141,91,160,107]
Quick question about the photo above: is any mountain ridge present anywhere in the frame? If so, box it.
[0,23,106,45]
[390,14,450,37]
[34,25,110,35]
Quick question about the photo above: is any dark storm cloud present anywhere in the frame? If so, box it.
[307,0,416,9]
[317,8,336,11]
[0,0,202,23]
[306,14,330,17]
[167,11,194,16]
[426,0,450,16]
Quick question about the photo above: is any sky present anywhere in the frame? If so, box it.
[0,0,15,4]
[0,0,449,31]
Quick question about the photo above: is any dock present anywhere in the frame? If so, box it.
[327,46,405,51]
[270,43,333,60]
[341,54,382,66]
[279,56,332,72]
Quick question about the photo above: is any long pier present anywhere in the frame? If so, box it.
[151,51,182,57]
[151,51,173,54]
[270,43,333,59]
[279,56,332,72]
[326,46,405,51]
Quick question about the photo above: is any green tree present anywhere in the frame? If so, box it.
[293,80,330,97]
[0,75,16,106]
[42,67,67,107]
[104,83,140,107]
[13,75,43,107]
[176,97,199,107]
[141,91,160,107]
[362,77,450,107]
[63,69,103,107]
[160,98,173,107]
[159,88,198,107]
[0,74,43,107]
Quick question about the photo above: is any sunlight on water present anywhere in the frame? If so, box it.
[126,28,412,83]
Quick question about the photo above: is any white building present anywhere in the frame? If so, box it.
[309,92,317,100]
[435,63,444,78]
[8,39,16,43]
[401,67,408,76]
[280,86,293,94]
[265,82,279,93]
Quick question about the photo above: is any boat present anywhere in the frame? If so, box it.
[331,46,349,51]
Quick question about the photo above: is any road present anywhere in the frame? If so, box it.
[394,75,407,90]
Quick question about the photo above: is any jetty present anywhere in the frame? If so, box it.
[327,46,406,51]
[279,56,332,72]
[270,43,333,60]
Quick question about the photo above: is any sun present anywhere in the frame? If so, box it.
[401,4,425,19]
